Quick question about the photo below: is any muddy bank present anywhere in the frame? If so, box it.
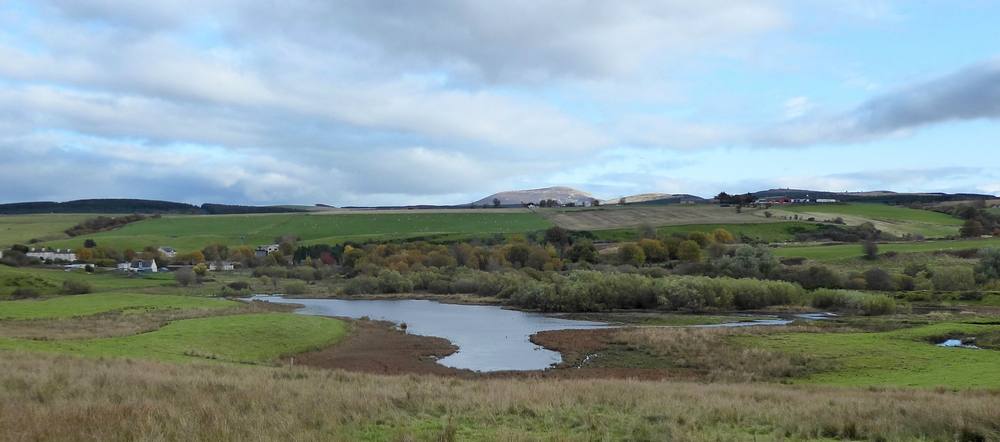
[294,319,690,380]
[292,319,471,376]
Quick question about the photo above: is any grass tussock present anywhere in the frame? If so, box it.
[610,326,831,382]
[1,351,998,441]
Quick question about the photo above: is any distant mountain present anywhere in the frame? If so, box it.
[600,193,707,205]
[748,189,995,204]
[0,199,307,215]
[471,186,598,207]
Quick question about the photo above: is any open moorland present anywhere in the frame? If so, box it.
[3,200,1000,440]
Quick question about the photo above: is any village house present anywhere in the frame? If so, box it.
[158,247,177,258]
[27,247,77,262]
[255,244,281,257]
[208,261,236,271]
[118,259,158,273]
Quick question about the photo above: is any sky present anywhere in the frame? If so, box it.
[1,0,999,206]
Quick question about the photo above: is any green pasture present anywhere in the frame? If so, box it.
[0,293,234,320]
[0,214,93,248]
[752,322,1000,388]
[772,237,1000,261]
[778,203,961,238]
[0,265,174,297]
[591,222,819,243]
[40,212,552,252]
[0,313,346,364]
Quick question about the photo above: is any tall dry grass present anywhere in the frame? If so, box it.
[1,351,997,441]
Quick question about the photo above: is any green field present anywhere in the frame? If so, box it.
[772,237,1000,261]
[0,293,234,319]
[0,313,346,364]
[591,222,820,243]
[753,322,1000,387]
[0,214,93,248]
[0,265,174,297]
[778,203,962,238]
[39,211,552,252]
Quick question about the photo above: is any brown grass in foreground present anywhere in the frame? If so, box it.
[1,352,998,441]
[0,302,294,340]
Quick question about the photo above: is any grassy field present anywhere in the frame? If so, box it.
[777,203,962,238]
[753,322,1000,387]
[591,222,820,243]
[2,352,998,441]
[0,292,234,319]
[0,214,94,248]
[39,211,552,252]
[541,205,784,231]
[772,237,1000,261]
[0,313,346,364]
[0,265,175,297]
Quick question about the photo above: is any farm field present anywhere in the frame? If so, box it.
[0,265,175,297]
[0,214,93,248]
[541,205,784,231]
[39,211,553,253]
[772,237,1000,261]
[591,222,820,243]
[749,322,1000,388]
[0,292,234,319]
[776,203,962,238]
[0,312,346,364]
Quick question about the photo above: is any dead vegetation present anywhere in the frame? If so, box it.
[1,351,997,441]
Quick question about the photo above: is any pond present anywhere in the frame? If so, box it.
[250,296,607,372]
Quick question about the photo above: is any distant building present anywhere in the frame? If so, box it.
[255,244,281,257]
[158,247,177,258]
[815,198,839,203]
[118,259,158,273]
[208,261,235,271]
[27,248,77,262]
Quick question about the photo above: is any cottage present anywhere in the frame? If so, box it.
[27,248,77,262]
[254,244,281,257]
[208,261,235,271]
[118,259,158,273]
[158,247,178,258]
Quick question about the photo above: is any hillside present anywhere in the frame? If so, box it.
[472,186,597,207]
[600,193,706,205]
[750,189,995,204]
[0,199,306,215]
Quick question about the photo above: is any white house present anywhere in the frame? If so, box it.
[158,247,177,258]
[27,248,77,262]
[208,261,235,271]
[118,259,158,273]
[815,198,839,203]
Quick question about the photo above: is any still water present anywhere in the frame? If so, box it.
[251,296,606,372]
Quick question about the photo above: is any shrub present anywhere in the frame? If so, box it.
[10,287,40,299]
[61,280,92,295]
[174,268,196,287]
[228,281,251,291]
[975,248,1000,282]
[863,268,896,291]
[375,270,413,293]
[677,240,702,262]
[284,281,308,295]
[617,243,646,266]
[810,289,896,315]
[931,267,976,291]
[343,276,379,295]
[711,228,735,244]
[638,239,668,263]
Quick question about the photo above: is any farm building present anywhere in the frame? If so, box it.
[158,247,177,258]
[118,259,158,273]
[27,248,77,262]
[208,261,236,271]
[255,244,281,257]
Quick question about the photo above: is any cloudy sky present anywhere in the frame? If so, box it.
[2,1,999,206]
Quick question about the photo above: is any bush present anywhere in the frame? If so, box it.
[617,243,646,266]
[375,270,413,293]
[343,276,379,295]
[677,240,702,262]
[174,268,196,287]
[931,267,976,291]
[284,281,308,295]
[228,281,251,291]
[810,289,896,315]
[863,268,896,291]
[10,287,40,299]
[975,248,1000,282]
[61,280,92,295]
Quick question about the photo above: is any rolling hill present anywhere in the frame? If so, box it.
[472,186,597,207]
